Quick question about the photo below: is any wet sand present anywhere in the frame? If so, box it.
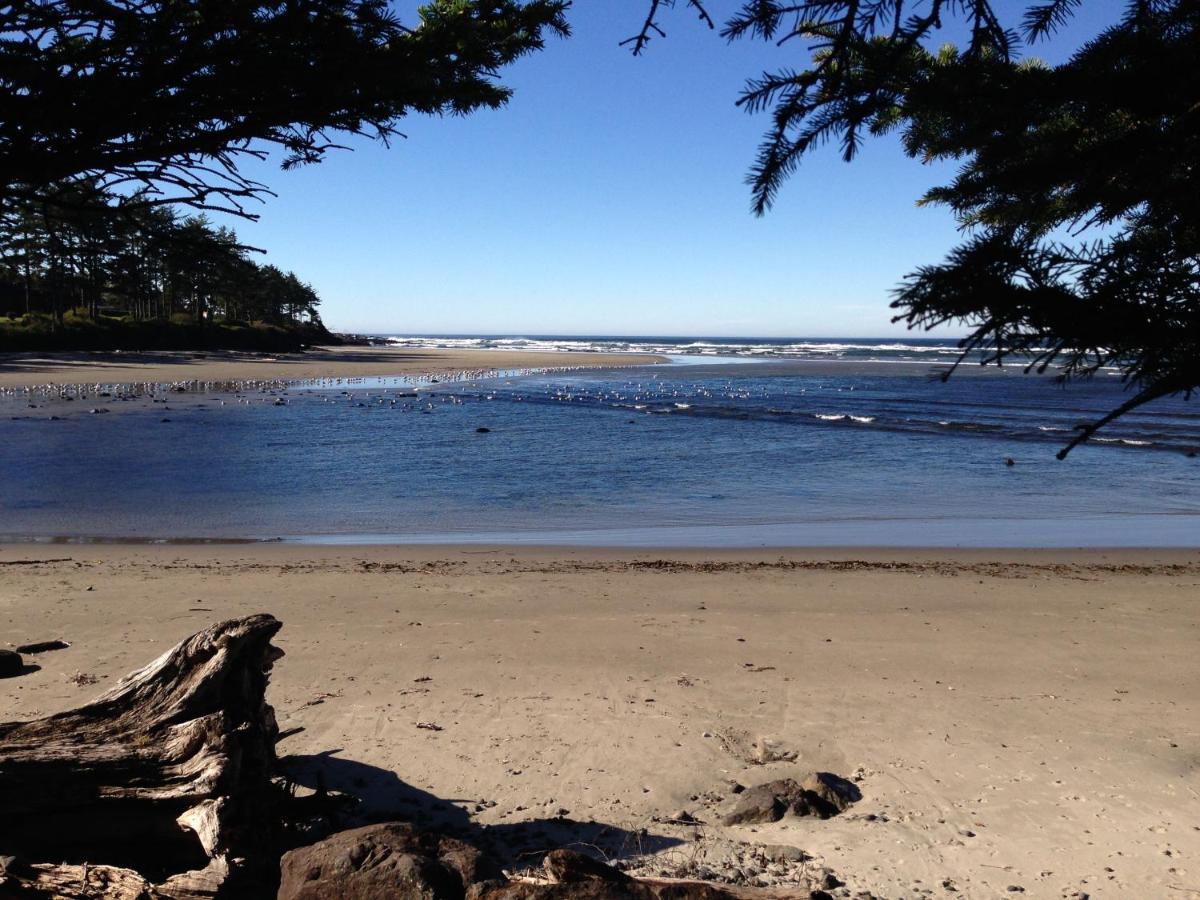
[0,346,666,389]
[2,545,1197,898]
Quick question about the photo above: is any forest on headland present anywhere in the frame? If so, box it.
[0,178,335,353]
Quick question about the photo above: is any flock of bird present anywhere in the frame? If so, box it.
[2,367,845,434]
[0,365,668,417]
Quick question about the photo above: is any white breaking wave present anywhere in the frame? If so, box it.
[376,334,972,361]
[813,413,876,423]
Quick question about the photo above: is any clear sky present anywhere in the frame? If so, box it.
[218,2,1115,338]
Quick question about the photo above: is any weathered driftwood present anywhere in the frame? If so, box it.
[0,856,167,899]
[0,614,283,897]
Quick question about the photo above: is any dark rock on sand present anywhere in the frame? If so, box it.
[722,782,789,826]
[722,773,861,825]
[15,640,69,654]
[0,650,23,678]
[798,772,861,816]
[821,871,844,890]
[278,822,499,900]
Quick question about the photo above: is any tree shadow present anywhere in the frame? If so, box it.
[279,750,684,869]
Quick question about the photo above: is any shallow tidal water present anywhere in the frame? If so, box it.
[1,354,1197,546]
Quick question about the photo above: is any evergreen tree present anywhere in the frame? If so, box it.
[0,182,327,333]
[0,1,569,219]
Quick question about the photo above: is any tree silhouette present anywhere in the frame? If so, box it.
[0,1,569,219]
[640,0,1198,456]
[0,182,323,335]
[0,0,568,347]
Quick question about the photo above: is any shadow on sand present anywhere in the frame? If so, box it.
[1,662,41,679]
[280,749,684,869]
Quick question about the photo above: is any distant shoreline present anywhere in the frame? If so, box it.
[0,344,667,390]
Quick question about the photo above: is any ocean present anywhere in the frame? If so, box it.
[1,336,1197,546]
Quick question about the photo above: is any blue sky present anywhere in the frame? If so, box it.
[220,2,1117,338]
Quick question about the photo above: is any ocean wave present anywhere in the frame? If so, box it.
[378,334,989,362]
[434,371,1185,454]
[811,413,875,423]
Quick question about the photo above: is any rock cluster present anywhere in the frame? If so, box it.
[277,770,866,897]
[280,835,836,900]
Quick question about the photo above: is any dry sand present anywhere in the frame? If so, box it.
[2,545,1197,898]
[0,346,665,389]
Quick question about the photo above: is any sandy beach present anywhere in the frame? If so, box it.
[0,346,666,389]
[2,544,1197,898]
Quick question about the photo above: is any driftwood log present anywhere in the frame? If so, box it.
[0,614,283,898]
[0,859,169,899]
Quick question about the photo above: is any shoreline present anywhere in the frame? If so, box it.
[2,517,1195,550]
[0,345,1067,394]
[2,543,1197,898]
[0,345,668,390]
[2,535,1200,556]
[3,541,1198,567]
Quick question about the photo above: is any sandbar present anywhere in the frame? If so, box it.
[0,345,666,389]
